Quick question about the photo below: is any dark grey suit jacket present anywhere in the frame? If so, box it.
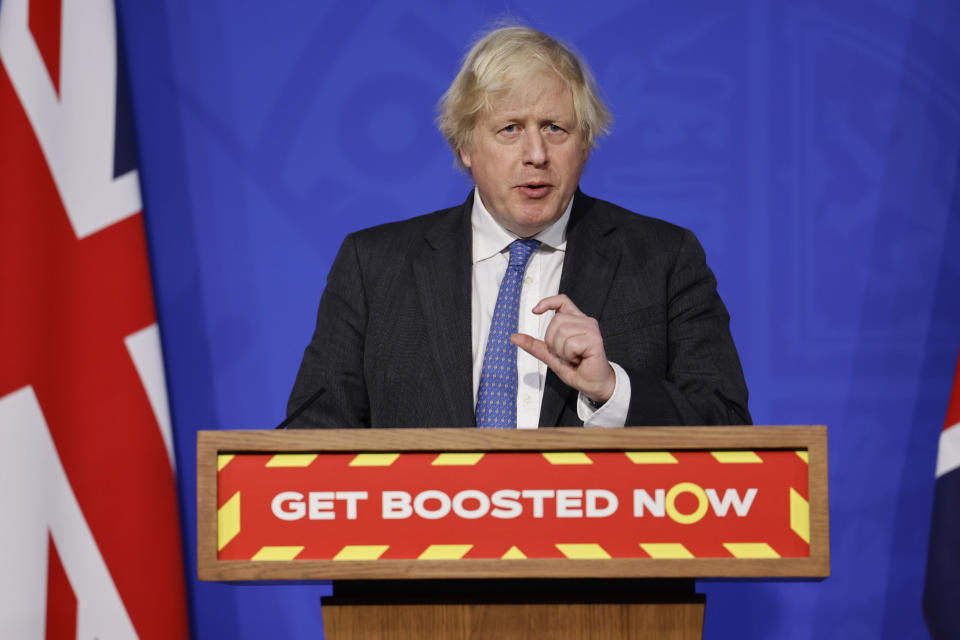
[287,191,750,428]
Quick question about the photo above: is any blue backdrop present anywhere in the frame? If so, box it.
[114,1,960,637]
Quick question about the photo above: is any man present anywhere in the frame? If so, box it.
[287,26,750,429]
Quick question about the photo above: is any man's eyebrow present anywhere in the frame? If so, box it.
[493,112,572,123]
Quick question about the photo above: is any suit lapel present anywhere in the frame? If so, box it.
[539,193,622,427]
[413,196,476,426]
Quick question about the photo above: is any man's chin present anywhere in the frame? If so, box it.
[509,210,563,236]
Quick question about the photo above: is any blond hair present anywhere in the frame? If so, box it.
[437,26,612,168]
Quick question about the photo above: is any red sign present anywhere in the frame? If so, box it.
[217,448,810,562]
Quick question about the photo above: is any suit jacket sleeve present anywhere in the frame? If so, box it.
[619,228,751,426]
[286,233,371,428]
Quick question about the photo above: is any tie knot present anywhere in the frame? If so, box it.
[508,239,540,269]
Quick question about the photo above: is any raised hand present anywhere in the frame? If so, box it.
[511,294,615,405]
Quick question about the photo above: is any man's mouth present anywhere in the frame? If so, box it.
[518,183,551,198]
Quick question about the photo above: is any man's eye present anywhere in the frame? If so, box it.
[546,124,564,133]
[502,124,518,134]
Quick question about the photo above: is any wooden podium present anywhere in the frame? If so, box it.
[198,427,829,639]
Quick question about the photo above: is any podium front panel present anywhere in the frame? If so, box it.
[197,427,829,581]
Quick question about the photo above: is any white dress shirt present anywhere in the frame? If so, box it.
[469,189,630,429]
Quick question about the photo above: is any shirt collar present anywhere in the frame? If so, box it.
[470,187,572,264]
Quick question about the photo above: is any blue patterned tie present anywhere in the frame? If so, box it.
[476,238,541,428]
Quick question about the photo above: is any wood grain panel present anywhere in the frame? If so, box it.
[322,600,705,640]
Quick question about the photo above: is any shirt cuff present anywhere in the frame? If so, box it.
[577,361,631,427]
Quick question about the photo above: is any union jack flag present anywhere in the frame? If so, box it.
[0,0,189,637]
[924,350,960,638]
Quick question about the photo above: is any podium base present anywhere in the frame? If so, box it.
[321,579,704,640]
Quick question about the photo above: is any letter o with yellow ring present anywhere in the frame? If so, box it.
[665,482,708,524]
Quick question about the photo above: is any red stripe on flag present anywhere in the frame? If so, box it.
[27,0,63,94]
[944,351,960,432]
[44,533,77,640]
[0,54,189,640]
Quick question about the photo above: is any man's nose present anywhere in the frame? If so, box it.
[522,130,548,167]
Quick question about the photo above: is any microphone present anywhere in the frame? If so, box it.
[275,387,326,429]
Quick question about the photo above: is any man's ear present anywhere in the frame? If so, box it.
[459,145,473,169]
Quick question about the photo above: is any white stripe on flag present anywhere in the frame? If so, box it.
[936,422,960,478]
[0,0,141,240]
[0,387,137,639]
[125,324,176,471]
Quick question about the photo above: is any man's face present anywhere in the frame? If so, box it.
[460,72,588,238]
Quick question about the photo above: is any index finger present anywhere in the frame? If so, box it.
[532,294,583,316]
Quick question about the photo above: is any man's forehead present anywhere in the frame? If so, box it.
[483,73,575,117]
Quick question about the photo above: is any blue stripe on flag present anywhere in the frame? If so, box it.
[113,21,137,179]
[924,454,960,638]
